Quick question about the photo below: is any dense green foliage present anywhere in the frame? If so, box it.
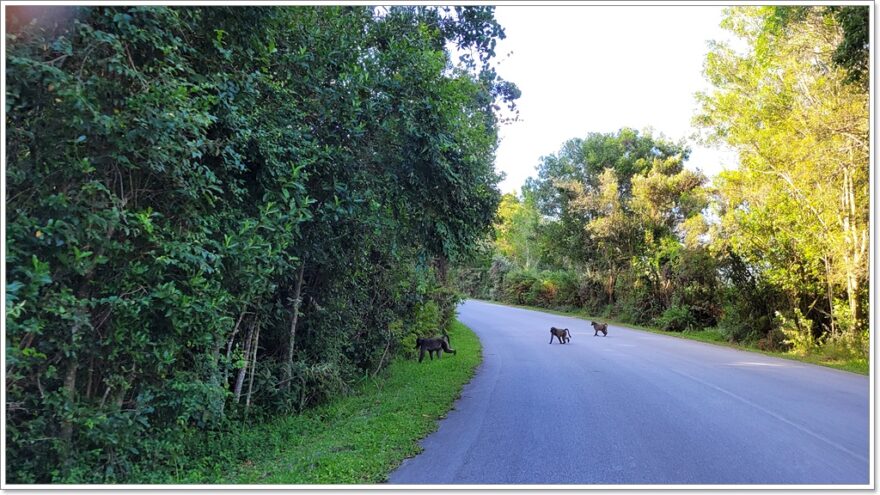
[457,128,715,331]
[768,5,869,87]
[90,320,480,484]
[6,6,516,483]
[225,320,481,484]
[697,6,869,356]
[454,6,868,369]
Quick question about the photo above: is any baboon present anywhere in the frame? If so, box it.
[591,321,608,337]
[415,336,456,362]
[549,327,571,344]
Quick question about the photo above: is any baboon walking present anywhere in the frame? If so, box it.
[591,321,608,336]
[549,327,571,344]
[415,335,456,362]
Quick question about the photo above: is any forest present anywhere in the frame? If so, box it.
[5,5,517,482]
[455,6,869,368]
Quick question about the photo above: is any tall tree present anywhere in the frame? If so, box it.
[494,192,540,270]
[695,6,868,344]
[768,5,869,87]
[524,128,690,266]
[5,5,517,482]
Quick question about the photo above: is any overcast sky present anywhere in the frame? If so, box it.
[490,5,740,194]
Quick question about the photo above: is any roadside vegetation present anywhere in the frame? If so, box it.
[454,6,869,375]
[6,6,516,483]
[119,320,481,484]
[482,300,867,375]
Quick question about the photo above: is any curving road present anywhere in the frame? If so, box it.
[389,300,871,485]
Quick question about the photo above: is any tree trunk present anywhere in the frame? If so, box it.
[85,356,95,400]
[233,323,254,404]
[525,244,532,271]
[606,268,616,306]
[59,359,78,448]
[285,262,306,389]
[840,167,867,333]
[435,254,449,284]
[60,279,95,449]
[224,307,248,389]
[823,256,836,337]
[245,320,260,411]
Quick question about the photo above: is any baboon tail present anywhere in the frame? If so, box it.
[443,331,450,345]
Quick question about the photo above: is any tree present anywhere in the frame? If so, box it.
[695,6,868,349]
[5,5,517,482]
[570,168,633,305]
[768,5,869,87]
[494,192,540,269]
[524,128,690,267]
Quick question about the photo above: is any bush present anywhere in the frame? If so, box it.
[777,309,820,356]
[488,255,514,300]
[502,270,540,305]
[614,269,659,325]
[575,270,606,314]
[542,270,579,307]
[715,282,778,344]
[498,268,581,309]
[821,330,870,363]
[654,305,698,332]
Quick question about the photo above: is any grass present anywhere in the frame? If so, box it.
[150,319,481,485]
[476,299,868,376]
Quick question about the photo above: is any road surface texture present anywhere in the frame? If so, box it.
[389,300,870,485]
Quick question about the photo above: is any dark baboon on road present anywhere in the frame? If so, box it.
[549,327,571,344]
[415,336,456,362]
[591,321,608,336]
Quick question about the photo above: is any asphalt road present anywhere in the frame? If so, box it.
[388,300,871,485]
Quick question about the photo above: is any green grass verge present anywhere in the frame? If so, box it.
[475,299,868,375]
[158,319,481,484]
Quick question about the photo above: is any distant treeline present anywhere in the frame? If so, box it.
[6,6,517,482]
[456,7,868,364]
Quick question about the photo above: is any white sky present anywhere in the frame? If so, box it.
[491,5,740,194]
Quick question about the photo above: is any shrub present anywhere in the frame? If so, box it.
[777,309,820,356]
[715,284,778,344]
[575,270,606,314]
[488,256,514,299]
[654,305,698,332]
[542,270,579,307]
[502,269,539,305]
